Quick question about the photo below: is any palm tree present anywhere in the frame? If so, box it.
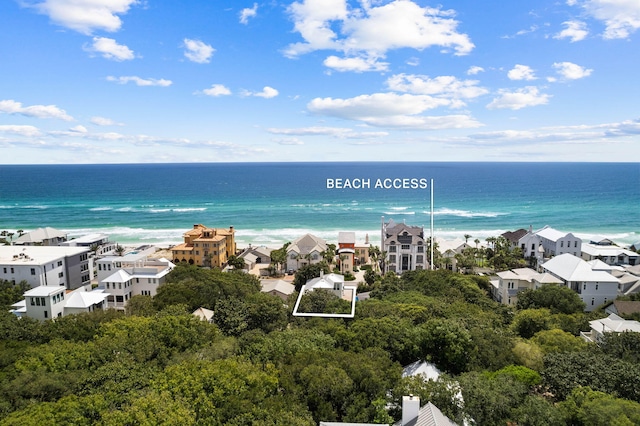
[464,234,471,244]
[115,244,125,256]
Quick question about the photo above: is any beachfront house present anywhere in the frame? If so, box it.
[381,218,427,274]
[338,231,356,273]
[14,227,68,246]
[581,241,639,266]
[0,245,91,290]
[519,225,582,262]
[541,253,619,311]
[171,224,236,268]
[286,233,327,272]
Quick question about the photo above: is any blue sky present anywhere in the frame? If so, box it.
[1,0,639,163]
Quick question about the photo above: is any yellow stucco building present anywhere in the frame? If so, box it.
[171,224,236,268]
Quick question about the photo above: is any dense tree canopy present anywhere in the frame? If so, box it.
[0,266,637,425]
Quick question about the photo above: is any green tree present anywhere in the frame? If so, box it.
[511,308,552,339]
[293,263,330,292]
[517,284,586,314]
[227,254,246,270]
[560,386,640,426]
[417,318,473,374]
[125,295,157,316]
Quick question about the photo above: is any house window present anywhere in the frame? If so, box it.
[583,284,587,290]
[561,241,564,247]
[595,284,598,290]
[416,255,424,263]
[389,255,396,263]
[30,298,35,306]
[58,272,64,278]
[57,261,62,266]
[389,246,396,253]
[44,311,48,319]
[417,246,424,253]
[401,245,410,250]
[31,268,36,275]
[574,241,578,247]
[531,244,535,250]
[591,298,595,306]
[10,268,14,273]
[3,267,6,273]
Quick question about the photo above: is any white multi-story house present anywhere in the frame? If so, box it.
[580,313,640,343]
[286,233,327,272]
[381,219,427,273]
[541,253,619,311]
[11,285,109,320]
[581,242,639,266]
[98,257,174,310]
[492,267,562,306]
[519,225,582,261]
[0,246,91,290]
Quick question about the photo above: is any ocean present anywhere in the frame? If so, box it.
[0,162,638,248]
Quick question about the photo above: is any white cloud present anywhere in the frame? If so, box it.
[467,66,484,75]
[385,74,488,104]
[106,76,173,86]
[183,39,215,64]
[90,116,122,126]
[323,55,388,72]
[554,20,589,42]
[0,99,73,121]
[487,86,551,110]
[507,64,537,81]
[202,84,232,97]
[455,118,640,146]
[244,86,279,98]
[307,92,482,129]
[275,138,304,145]
[285,0,473,72]
[239,3,258,24]
[553,61,593,79]
[85,37,134,61]
[30,0,138,35]
[577,0,640,39]
[267,126,388,138]
[69,125,87,133]
[0,125,42,137]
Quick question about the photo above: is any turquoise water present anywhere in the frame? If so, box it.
[0,162,638,247]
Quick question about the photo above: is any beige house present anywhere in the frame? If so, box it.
[171,224,236,268]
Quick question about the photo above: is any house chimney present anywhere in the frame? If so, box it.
[402,395,420,425]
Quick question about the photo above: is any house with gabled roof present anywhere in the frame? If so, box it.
[518,225,581,261]
[14,227,68,246]
[542,253,619,311]
[11,286,109,320]
[492,267,562,306]
[382,218,427,274]
[286,233,327,272]
[581,242,639,266]
[581,313,640,343]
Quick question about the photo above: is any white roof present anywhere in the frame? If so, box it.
[102,269,132,283]
[338,232,356,244]
[542,254,619,283]
[590,313,640,333]
[582,243,638,258]
[15,227,66,243]
[304,273,344,291]
[0,246,88,265]
[65,290,110,308]
[192,307,214,321]
[23,286,66,297]
[261,279,295,295]
[535,226,573,242]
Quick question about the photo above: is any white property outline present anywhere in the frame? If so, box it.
[291,285,358,318]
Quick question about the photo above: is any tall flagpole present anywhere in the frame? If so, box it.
[430,179,434,270]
